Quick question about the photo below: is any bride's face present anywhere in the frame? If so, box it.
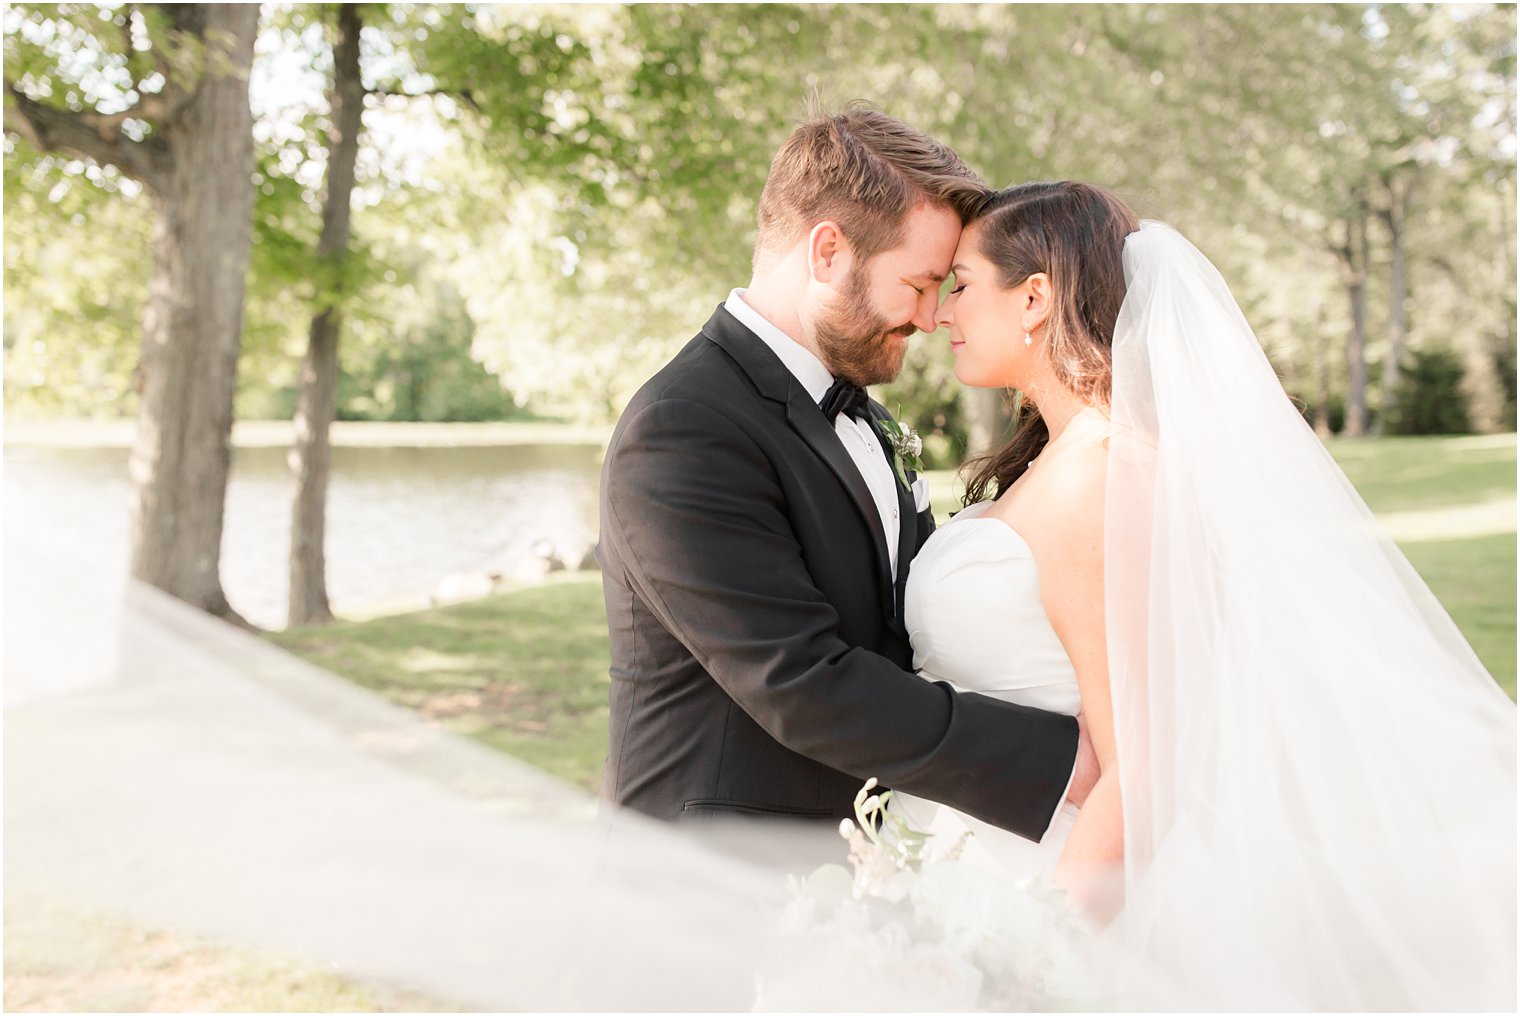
[936,226,1039,388]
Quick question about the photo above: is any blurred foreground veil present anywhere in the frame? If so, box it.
[1102,221,1517,1010]
[8,215,1517,1008]
[4,550,827,1009]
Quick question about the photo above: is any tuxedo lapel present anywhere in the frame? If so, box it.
[866,404,920,621]
[784,395,895,607]
[702,305,896,612]
[892,467,917,618]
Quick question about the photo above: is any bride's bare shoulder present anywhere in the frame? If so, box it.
[984,433,1108,560]
[1036,443,1108,548]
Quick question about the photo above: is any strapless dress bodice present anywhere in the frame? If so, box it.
[904,501,1083,716]
[892,500,1082,882]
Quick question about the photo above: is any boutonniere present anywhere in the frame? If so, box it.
[877,417,924,486]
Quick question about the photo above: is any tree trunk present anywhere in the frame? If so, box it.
[127,5,260,624]
[1376,174,1410,435]
[1496,182,1517,431]
[964,385,1009,460]
[289,3,365,627]
[404,354,428,421]
[1500,178,1516,300]
[1313,300,1333,439]
[1333,206,1371,437]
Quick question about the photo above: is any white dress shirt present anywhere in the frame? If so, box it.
[724,289,905,578]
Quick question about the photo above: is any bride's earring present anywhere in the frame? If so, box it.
[1024,331,1033,348]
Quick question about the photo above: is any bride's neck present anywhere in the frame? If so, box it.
[1029,383,1101,444]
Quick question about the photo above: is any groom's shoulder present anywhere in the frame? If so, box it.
[618,313,765,425]
[638,332,740,403]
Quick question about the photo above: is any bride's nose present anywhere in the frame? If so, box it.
[935,293,957,331]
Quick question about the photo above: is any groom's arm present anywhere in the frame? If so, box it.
[603,396,1078,842]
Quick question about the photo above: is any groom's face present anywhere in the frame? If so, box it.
[813,203,962,387]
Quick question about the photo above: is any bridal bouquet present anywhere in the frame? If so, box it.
[753,781,1104,1012]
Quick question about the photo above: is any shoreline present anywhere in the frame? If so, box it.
[2,418,614,450]
[330,570,602,625]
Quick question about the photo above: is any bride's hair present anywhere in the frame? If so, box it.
[963,181,1139,506]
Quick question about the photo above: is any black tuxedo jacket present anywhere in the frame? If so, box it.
[596,304,1077,840]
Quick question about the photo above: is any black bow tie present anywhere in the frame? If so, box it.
[820,379,871,424]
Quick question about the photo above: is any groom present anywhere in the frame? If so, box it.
[598,106,1090,841]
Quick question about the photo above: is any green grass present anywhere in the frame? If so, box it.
[1325,434,1516,512]
[268,574,613,792]
[1401,532,1516,695]
[4,892,454,1012]
[270,435,1516,794]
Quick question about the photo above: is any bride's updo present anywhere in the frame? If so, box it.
[963,181,1139,506]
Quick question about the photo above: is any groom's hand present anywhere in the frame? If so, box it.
[1066,713,1100,807]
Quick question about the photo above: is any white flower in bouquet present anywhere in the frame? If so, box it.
[897,942,985,1011]
[760,778,1106,1010]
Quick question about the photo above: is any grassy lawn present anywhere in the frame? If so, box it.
[1325,433,1515,511]
[271,435,1516,795]
[1401,532,1515,692]
[268,574,612,793]
[3,893,454,1013]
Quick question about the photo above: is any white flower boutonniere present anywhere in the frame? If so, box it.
[877,418,924,486]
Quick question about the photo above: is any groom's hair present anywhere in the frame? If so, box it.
[753,102,987,270]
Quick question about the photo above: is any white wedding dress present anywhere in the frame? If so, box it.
[891,499,1082,882]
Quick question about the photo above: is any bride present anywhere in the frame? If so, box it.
[892,181,1517,1009]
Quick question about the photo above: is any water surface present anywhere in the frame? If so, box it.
[4,442,603,631]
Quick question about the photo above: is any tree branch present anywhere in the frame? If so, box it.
[4,81,168,192]
[367,86,480,112]
[96,94,170,134]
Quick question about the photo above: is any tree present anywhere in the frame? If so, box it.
[1331,198,1373,437]
[6,3,1511,460]
[281,2,616,623]
[5,4,262,622]
[288,3,363,626]
[1376,170,1412,433]
[2,154,149,413]
[1312,301,1335,439]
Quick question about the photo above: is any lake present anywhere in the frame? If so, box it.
[4,440,605,631]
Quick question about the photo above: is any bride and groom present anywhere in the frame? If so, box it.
[596,106,1516,1008]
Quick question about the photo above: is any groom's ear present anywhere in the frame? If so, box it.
[807,221,849,284]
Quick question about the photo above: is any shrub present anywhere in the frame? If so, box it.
[1387,349,1473,435]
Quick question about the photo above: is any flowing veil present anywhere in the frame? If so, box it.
[7,223,1514,1012]
[1103,221,1517,1009]
[4,553,800,1009]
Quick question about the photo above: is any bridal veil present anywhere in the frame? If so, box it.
[8,222,1514,1011]
[1103,221,1517,1009]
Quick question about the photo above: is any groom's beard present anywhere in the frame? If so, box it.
[814,267,917,387]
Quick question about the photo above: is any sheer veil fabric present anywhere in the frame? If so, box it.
[5,575,797,1010]
[1103,222,1516,1010]
[6,224,1514,1012]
